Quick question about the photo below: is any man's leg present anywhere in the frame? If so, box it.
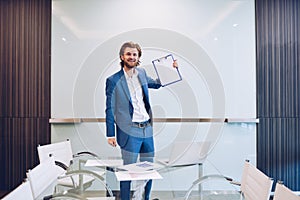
[120,180,131,200]
[139,151,153,200]
[143,180,152,200]
[140,128,155,200]
[120,140,140,200]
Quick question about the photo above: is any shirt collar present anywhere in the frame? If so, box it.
[123,67,138,79]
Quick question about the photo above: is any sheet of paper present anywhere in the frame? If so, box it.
[115,170,163,181]
[117,161,161,172]
[85,159,123,167]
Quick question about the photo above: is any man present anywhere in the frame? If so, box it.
[105,41,177,200]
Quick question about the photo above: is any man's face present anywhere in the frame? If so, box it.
[121,47,139,69]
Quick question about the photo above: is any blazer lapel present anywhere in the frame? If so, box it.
[138,71,149,103]
[119,71,131,102]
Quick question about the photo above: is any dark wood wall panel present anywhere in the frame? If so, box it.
[257,118,300,189]
[256,0,300,190]
[256,0,300,118]
[0,118,50,189]
[0,0,51,118]
[0,0,51,192]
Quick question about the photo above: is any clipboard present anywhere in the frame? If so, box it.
[152,54,182,87]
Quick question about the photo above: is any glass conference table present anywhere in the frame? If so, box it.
[37,158,243,200]
[88,159,243,200]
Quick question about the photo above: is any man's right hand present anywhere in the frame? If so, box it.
[107,138,117,147]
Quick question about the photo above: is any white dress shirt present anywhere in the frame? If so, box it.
[124,68,150,123]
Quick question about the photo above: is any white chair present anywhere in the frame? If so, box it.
[37,140,98,187]
[273,181,300,200]
[37,139,98,169]
[26,156,64,199]
[2,181,34,200]
[37,140,114,198]
[239,160,273,200]
[184,160,273,200]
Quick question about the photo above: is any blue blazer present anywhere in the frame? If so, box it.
[105,67,161,148]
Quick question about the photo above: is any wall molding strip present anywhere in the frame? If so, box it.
[49,118,259,124]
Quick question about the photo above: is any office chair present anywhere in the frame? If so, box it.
[273,181,300,200]
[37,139,100,171]
[26,156,86,199]
[2,156,89,200]
[184,160,273,200]
[28,159,90,199]
[238,160,273,200]
[37,139,114,198]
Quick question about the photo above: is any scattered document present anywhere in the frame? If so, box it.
[85,159,123,167]
[115,170,162,181]
[117,161,161,172]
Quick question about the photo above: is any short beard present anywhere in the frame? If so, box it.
[124,61,137,69]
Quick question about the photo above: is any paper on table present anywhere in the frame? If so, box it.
[115,170,163,181]
[117,161,161,172]
[85,159,123,167]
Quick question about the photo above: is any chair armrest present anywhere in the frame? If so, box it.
[63,169,114,197]
[73,151,100,159]
[55,160,68,171]
[184,174,229,200]
[224,176,241,186]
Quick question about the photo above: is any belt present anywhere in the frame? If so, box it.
[132,120,151,128]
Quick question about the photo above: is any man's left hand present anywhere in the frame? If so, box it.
[173,60,178,68]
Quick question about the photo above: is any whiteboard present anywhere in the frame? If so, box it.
[51,0,256,119]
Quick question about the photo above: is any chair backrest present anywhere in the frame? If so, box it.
[273,182,300,200]
[2,181,34,200]
[240,160,273,200]
[26,156,63,199]
[37,140,73,167]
